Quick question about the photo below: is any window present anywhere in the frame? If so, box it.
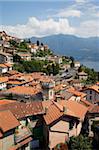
[50,91,53,96]
[90,96,92,100]
[90,90,92,94]
[69,120,74,130]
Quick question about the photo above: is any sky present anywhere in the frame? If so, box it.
[0,0,99,38]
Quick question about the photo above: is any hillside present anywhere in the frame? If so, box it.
[30,34,99,62]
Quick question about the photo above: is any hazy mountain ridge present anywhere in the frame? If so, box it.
[30,34,99,61]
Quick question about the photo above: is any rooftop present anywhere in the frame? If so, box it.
[42,99,88,125]
[0,100,16,105]
[0,77,8,83]
[4,85,41,96]
[59,100,88,120]
[68,87,86,97]
[0,110,20,134]
[0,101,44,119]
[89,105,99,113]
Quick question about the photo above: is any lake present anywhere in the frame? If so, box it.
[80,60,99,72]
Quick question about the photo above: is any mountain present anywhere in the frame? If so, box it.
[30,34,99,62]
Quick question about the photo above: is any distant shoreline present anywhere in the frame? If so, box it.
[80,60,99,72]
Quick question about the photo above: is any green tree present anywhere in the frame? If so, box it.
[70,56,74,62]
[9,40,18,47]
[69,135,92,150]
[78,65,83,72]
[70,62,74,68]
[37,40,40,46]
[13,54,21,62]
[19,41,28,49]
[13,63,25,73]
[52,63,60,75]
[41,42,43,46]
[0,36,3,40]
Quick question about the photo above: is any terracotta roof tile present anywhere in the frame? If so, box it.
[0,77,8,83]
[0,64,7,68]
[0,110,20,133]
[59,100,88,120]
[7,81,23,85]
[4,86,41,96]
[89,105,99,113]
[8,70,20,75]
[43,103,63,125]
[88,85,99,93]
[68,87,86,97]
[0,101,44,119]
[80,98,93,109]
[0,100,16,105]
[4,63,12,67]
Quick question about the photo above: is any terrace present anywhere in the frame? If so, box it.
[15,126,32,143]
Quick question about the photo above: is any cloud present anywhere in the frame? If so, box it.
[75,20,99,37]
[54,9,82,18]
[0,17,75,38]
[75,0,88,3]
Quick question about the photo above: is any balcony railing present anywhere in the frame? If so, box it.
[14,127,32,143]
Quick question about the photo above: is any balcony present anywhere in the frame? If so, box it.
[15,127,32,143]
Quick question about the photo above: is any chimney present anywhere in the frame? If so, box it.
[63,106,67,113]
[45,107,48,114]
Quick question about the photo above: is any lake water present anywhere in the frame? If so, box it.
[80,60,99,72]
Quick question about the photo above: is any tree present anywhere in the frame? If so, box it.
[69,135,92,150]
[13,54,21,62]
[70,62,74,68]
[41,42,44,46]
[9,40,18,47]
[0,36,3,40]
[19,41,27,49]
[52,63,60,75]
[78,65,83,72]
[70,56,74,62]
[37,40,40,46]
[28,39,31,43]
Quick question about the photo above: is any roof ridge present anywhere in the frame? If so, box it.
[52,101,63,112]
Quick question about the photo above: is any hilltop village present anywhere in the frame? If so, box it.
[0,31,99,150]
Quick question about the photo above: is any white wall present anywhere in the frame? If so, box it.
[0,67,8,73]
[0,82,7,90]
[0,133,14,150]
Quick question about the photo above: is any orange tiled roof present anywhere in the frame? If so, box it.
[88,85,99,93]
[43,101,63,125]
[68,87,86,97]
[59,100,88,120]
[4,63,12,67]
[80,98,93,109]
[0,101,44,119]
[89,105,99,113]
[0,77,8,83]
[8,70,20,75]
[7,80,22,85]
[0,100,16,105]
[4,86,41,96]
[0,64,7,68]
[54,84,64,92]
[0,110,20,133]
[18,53,31,57]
